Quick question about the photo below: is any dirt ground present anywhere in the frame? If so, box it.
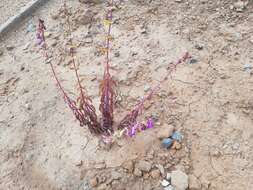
[0,0,31,24]
[0,0,253,190]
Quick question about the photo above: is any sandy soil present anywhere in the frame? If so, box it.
[0,0,31,24]
[0,0,253,190]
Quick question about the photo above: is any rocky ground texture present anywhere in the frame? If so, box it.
[0,0,253,190]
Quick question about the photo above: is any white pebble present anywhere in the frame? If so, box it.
[161,179,170,187]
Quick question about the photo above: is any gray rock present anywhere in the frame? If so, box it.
[171,170,189,190]
[136,160,152,172]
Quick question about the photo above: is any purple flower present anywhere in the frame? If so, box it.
[146,118,154,129]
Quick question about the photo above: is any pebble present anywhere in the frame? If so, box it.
[171,170,189,190]
[51,13,58,20]
[144,85,151,92]
[0,49,3,56]
[161,179,170,187]
[133,168,142,177]
[175,0,182,2]
[234,1,247,12]
[50,40,58,47]
[114,51,120,57]
[162,138,173,149]
[171,131,183,142]
[156,125,175,139]
[166,173,172,181]
[189,58,198,64]
[172,141,182,150]
[194,43,203,50]
[244,63,252,71]
[27,23,35,33]
[150,169,160,179]
[250,36,253,44]
[122,160,134,173]
[89,177,98,187]
[164,185,175,190]
[155,164,165,175]
[136,160,152,172]
[6,45,14,51]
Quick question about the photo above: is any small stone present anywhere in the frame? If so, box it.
[234,1,246,12]
[175,0,182,2]
[249,36,253,44]
[155,164,165,175]
[189,174,201,190]
[162,138,173,149]
[133,168,142,177]
[164,185,175,190]
[22,42,30,50]
[25,103,32,110]
[50,40,57,47]
[27,23,35,33]
[156,125,174,139]
[166,173,172,181]
[189,59,198,64]
[89,177,98,187]
[161,179,170,187]
[75,160,83,167]
[144,85,150,92]
[194,44,203,50]
[150,169,160,179]
[122,161,134,173]
[20,65,25,71]
[136,160,152,172]
[140,28,147,34]
[172,141,182,150]
[51,13,58,20]
[6,45,14,51]
[114,51,120,57]
[0,49,3,56]
[171,170,189,190]
[171,131,183,142]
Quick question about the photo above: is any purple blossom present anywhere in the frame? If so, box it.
[146,118,154,129]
